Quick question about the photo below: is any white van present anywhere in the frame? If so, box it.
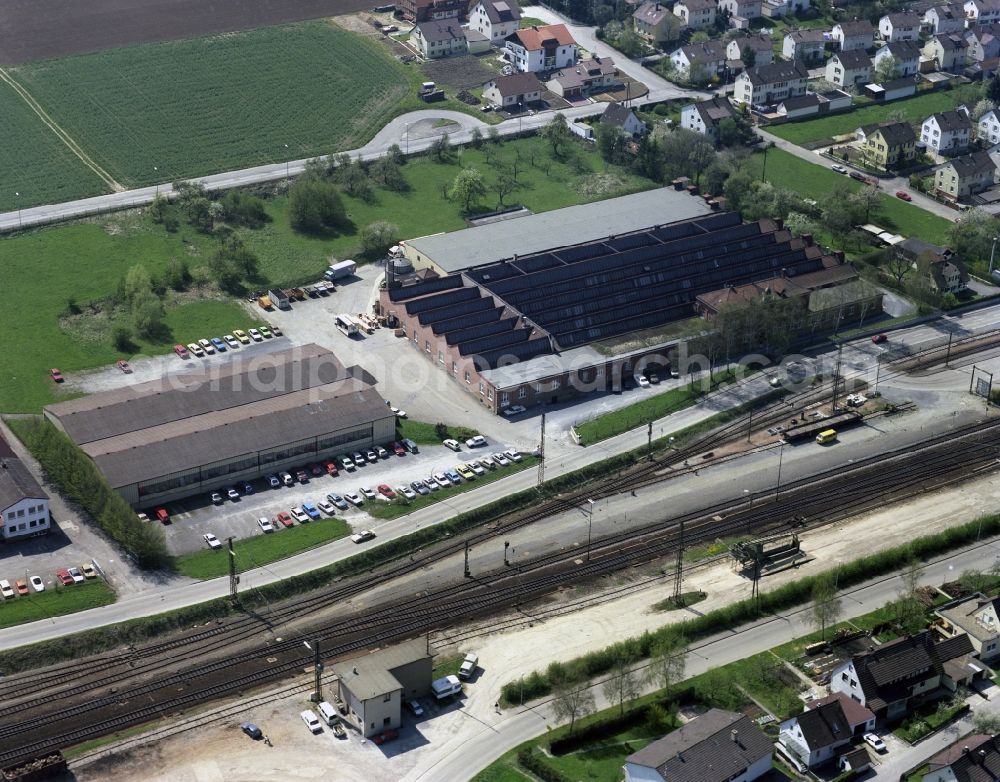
[317,701,338,726]
[431,675,462,700]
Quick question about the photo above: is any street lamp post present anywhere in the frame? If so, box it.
[284,144,290,179]
[14,191,21,228]
[153,166,159,196]
[873,354,883,397]
[405,123,410,155]
[990,236,1000,277]
[303,639,323,702]
[585,498,595,561]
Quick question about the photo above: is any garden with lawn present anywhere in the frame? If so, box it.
[175,518,351,580]
[0,579,116,630]
[767,86,980,146]
[0,135,652,414]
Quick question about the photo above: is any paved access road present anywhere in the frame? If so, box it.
[405,539,1000,782]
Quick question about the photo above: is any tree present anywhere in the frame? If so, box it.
[123,264,152,307]
[288,179,348,234]
[974,710,1000,735]
[164,257,190,291]
[492,164,520,206]
[602,657,641,716]
[874,54,898,84]
[430,133,455,163]
[359,220,399,259]
[885,252,913,286]
[331,156,375,201]
[893,559,927,634]
[149,193,168,224]
[948,208,1000,264]
[646,633,687,696]
[973,98,997,121]
[112,324,135,352]
[595,121,627,165]
[219,190,267,228]
[449,168,487,212]
[661,128,715,183]
[988,75,1000,103]
[718,113,755,148]
[551,681,595,734]
[785,211,818,238]
[487,126,502,147]
[434,422,449,440]
[852,184,882,222]
[703,159,732,195]
[741,45,757,68]
[541,113,572,158]
[823,182,864,239]
[371,157,408,192]
[386,143,406,165]
[469,127,484,149]
[131,290,166,339]
[690,31,710,43]
[810,574,843,639]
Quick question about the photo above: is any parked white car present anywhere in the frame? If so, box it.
[301,710,323,734]
[459,652,479,680]
[465,435,487,448]
[443,439,461,451]
[863,733,886,753]
[203,533,222,550]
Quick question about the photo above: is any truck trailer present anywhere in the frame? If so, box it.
[324,260,357,281]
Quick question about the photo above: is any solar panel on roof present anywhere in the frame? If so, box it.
[552,242,613,264]
[475,338,552,370]
[406,287,480,316]
[430,306,502,335]
[458,328,531,356]
[605,232,659,252]
[512,253,564,274]
[466,264,521,285]
[445,317,517,346]
[555,306,693,348]
[388,275,463,302]
[419,296,493,325]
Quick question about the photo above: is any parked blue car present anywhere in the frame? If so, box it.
[444,469,462,484]
[301,502,321,520]
[210,337,227,352]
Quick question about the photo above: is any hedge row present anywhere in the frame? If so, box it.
[6,417,170,569]
[548,702,655,755]
[500,512,1000,704]
[517,748,570,782]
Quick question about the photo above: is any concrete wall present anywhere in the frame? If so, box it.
[390,657,434,698]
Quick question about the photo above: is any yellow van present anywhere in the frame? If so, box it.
[816,429,838,445]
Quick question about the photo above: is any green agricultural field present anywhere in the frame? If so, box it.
[767,87,979,145]
[0,79,109,212]
[10,21,413,188]
[757,148,952,246]
[175,518,351,579]
[0,580,115,629]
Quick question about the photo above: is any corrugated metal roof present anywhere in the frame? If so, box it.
[406,188,714,273]
[47,344,347,445]
[86,380,390,489]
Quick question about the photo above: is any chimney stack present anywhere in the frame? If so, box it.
[731,729,739,742]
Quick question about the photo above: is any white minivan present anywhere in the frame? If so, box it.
[317,701,338,726]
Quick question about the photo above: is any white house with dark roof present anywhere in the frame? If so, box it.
[469,0,522,44]
[674,0,717,29]
[938,593,1000,658]
[778,693,876,769]
[979,108,1000,143]
[924,4,967,34]
[832,20,876,51]
[624,709,773,782]
[826,49,872,87]
[922,108,972,154]
[924,33,969,69]
[412,19,468,58]
[482,72,543,107]
[966,24,1000,61]
[505,24,577,72]
[726,34,774,64]
[546,56,617,98]
[966,0,1000,26]
[718,0,763,26]
[670,40,728,79]
[734,60,808,104]
[879,11,922,42]
[601,102,647,136]
[783,29,826,62]
[934,151,996,200]
[681,96,738,140]
[0,433,50,541]
[925,734,1000,782]
[874,40,920,76]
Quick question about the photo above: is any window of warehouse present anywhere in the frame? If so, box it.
[465,371,471,384]
[479,381,485,395]
[518,387,527,399]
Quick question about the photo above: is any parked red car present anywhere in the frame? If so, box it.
[325,461,339,476]
[50,368,64,383]
[372,728,399,745]
[310,463,324,477]
[872,333,888,344]
[377,484,397,499]
[895,191,912,202]
[173,344,191,359]
[154,507,170,524]
[55,569,74,586]
[116,359,132,373]
[276,511,294,528]
[392,441,406,456]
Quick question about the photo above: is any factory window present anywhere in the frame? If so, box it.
[479,382,485,395]
[425,340,431,353]
[500,393,509,406]
[384,693,391,702]
[438,350,444,364]
[465,371,471,384]
[452,361,458,374]
[488,388,494,401]
[518,386,527,399]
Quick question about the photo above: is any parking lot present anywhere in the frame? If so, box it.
[163,439,523,554]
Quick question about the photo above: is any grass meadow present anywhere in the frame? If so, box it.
[8,21,412,191]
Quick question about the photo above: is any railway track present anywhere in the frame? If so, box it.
[1,411,998,765]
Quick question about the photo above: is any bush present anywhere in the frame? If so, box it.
[112,324,135,352]
[288,179,348,234]
[549,705,653,754]
[220,190,268,228]
[517,748,570,782]
[6,417,171,570]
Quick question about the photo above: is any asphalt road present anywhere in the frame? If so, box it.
[405,538,1000,782]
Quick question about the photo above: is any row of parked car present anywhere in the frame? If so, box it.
[0,564,97,599]
[176,324,282,360]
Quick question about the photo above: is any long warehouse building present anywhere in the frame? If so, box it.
[44,344,394,508]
